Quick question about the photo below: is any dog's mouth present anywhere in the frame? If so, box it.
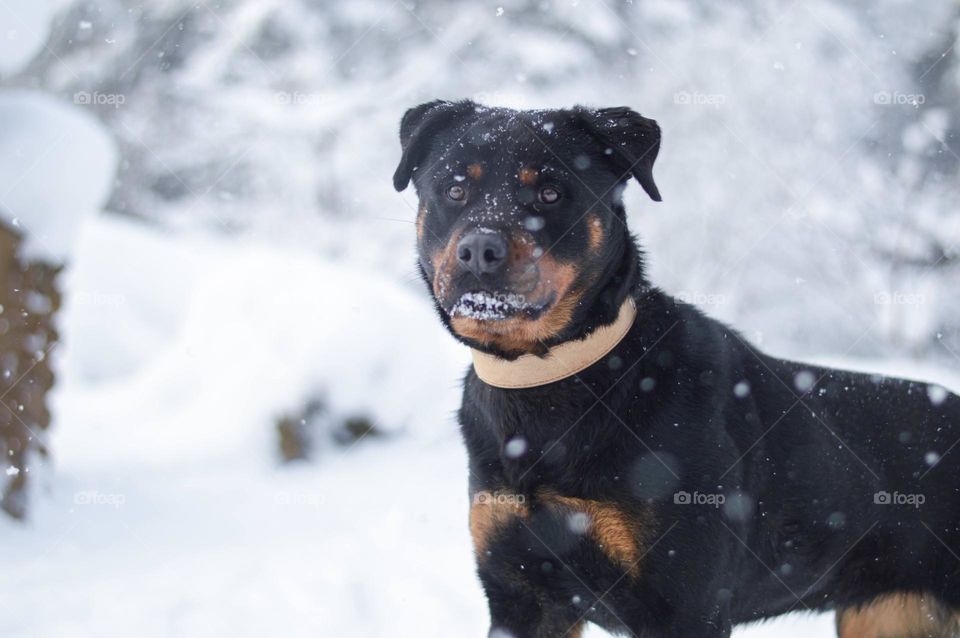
[430,240,581,353]
[449,290,552,321]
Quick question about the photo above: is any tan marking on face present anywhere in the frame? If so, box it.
[836,593,960,638]
[416,203,427,242]
[518,166,538,186]
[433,228,595,354]
[432,230,536,302]
[449,255,580,354]
[467,163,484,180]
[587,213,604,252]
[469,491,528,558]
[537,489,646,577]
[430,230,463,301]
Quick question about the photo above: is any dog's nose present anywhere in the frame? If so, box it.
[457,232,508,276]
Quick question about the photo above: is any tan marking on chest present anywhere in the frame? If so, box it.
[469,488,648,578]
[537,489,645,577]
[836,593,960,638]
[469,491,529,558]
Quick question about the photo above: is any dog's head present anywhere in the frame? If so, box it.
[393,100,661,357]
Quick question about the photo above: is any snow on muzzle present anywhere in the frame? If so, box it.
[450,291,543,321]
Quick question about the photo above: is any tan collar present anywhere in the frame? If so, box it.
[471,298,637,389]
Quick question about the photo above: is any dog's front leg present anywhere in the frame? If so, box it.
[615,593,732,638]
[642,603,732,638]
[481,572,584,638]
[660,617,732,638]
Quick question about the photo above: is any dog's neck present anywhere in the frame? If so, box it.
[471,296,638,388]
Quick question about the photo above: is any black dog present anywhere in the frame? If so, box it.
[393,100,960,637]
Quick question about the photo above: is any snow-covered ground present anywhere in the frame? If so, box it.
[0,214,955,637]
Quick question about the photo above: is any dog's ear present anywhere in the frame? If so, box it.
[393,100,476,192]
[575,106,662,201]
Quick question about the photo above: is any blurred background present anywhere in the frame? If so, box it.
[0,0,958,636]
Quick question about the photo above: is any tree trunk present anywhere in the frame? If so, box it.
[0,222,61,519]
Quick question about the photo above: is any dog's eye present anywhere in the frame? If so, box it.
[447,184,467,202]
[538,186,561,204]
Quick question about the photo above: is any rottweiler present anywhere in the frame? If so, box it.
[392,100,960,638]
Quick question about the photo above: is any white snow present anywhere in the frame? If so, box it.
[451,291,534,320]
[0,0,55,76]
[0,90,118,262]
[57,216,468,466]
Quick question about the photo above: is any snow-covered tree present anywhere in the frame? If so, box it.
[0,86,117,515]
[10,0,955,359]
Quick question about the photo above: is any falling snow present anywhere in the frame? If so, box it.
[567,512,591,535]
[504,436,528,458]
[927,384,949,406]
[794,370,816,394]
[523,215,545,231]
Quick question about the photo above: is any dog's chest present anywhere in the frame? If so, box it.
[497,430,564,486]
[493,411,609,489]
[471,382,618,488]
